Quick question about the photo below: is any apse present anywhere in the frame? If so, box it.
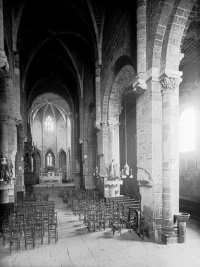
[30,93,71,181]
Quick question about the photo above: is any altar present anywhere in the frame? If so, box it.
[39,171,62,184]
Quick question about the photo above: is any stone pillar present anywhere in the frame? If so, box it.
[13,51,22,122]
[95,64,101,128]
[137,0,146,80]
[160,72,182,243]
[0,115,9,156]
[0,75,17,164]
[101,122,109,171]
[15,122,24,193]
[98,122,109,196]
[108,123,120,167]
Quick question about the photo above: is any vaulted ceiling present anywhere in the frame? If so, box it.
[15,0,106,112]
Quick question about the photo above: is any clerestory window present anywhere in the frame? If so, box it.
[45,116,54,132]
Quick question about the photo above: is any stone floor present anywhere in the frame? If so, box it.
[0,187,200,267]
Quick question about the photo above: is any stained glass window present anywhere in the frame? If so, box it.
[45,116,53,132]
[47,153,53,166]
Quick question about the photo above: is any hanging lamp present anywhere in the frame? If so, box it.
[121,93,133,179]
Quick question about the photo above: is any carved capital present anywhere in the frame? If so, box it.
[79,138,84,144]
[94,120,101,131]
[0,50,9,72]
[0,115,18,125]
[160,76,178,94]
[108,121,119,131]
[16,118,23,126]
[133,77,147,95]
[0,115,10,124]
[160,70,182,94]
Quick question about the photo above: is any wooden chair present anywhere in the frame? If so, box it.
[33,216,44,245]
[111,212,122,236]
[96,210,105,230]
[48,217,58,244]
[9,225,21,253]
[2,220,10,246]
[24,221,35,250]
[86,211,98,232]
[104,208,113,227]
[42,208,49,235]
[127,207,139,233]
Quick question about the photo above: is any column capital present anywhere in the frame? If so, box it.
[16,119,23,126]
[160,71,182,94]
[0,50,9,72]
[0,115,18,124]
[0,115,10,124]
[133,76,147,95]
[107,121,120,130]
[94,120,101,131]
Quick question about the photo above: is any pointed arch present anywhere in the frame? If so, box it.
[59,149,67,170]
[45,150,55,170]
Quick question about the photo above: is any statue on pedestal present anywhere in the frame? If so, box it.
[0,155,10,183]
[109,159,120,180]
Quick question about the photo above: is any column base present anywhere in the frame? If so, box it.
[161,227,178,244]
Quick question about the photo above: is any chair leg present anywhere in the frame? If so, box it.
[113,227,115,236]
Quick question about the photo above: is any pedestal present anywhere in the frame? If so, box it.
[174,213,190,243]
[0,183,14,203]
[104,179,123,197]
[178,221,186,243]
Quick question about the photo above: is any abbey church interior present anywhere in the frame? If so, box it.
[0,0,200,265]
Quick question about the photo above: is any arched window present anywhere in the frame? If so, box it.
[47,153,53,166]
[179,108,196,152]
[45,116,54,132]
[45,151,55,170]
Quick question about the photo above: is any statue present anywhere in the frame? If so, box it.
[0,155,10,182]
[110,159,115,179]
[115,163,119,178]
[9,160,13,178]
[109,159,120,180]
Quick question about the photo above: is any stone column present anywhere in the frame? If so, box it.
[13,51,22,122]
[160,73,182,243]
[0,74,16,164]
[15,122,24,193]
[95,64,101,128]
[0,115,9,156]
[137,0,146,80]
[108,123,120,167]
[133,0,147,94]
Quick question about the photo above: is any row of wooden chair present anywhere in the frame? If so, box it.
[1,195,58,253]
[61,189,149,238]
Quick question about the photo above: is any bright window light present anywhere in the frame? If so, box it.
[47,153,53,166]
[45,116,54,132]
[179,108,196,152]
